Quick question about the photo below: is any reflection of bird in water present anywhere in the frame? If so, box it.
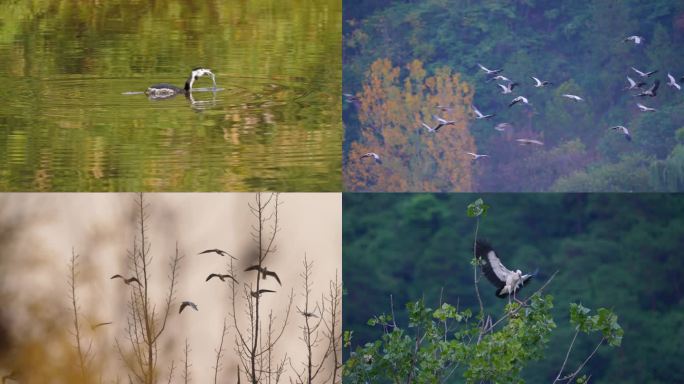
[146,68,216,99]
[251,289,276,298]
[206,273,238,283]
[179,301,198,313]
[91,321,113,330]
[110,274,141,286]
[245,265,282,285]
[199,248,237,260]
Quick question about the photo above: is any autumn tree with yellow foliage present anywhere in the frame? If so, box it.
[344,59,476,192]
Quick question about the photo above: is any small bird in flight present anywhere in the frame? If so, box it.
[487,74,511,83]
[111,274,141,286]
[477,63,503,75]
[494,123,512,132]
[199,249,237,259]
[421,122,440,133]
[516,139,544,146]
[206,273,238,283]
[360,152,381,163]
[245,265,282,285]
[297,308,319,318]
[531,76,552,88]
[90,321,113,330]
[464,152,489,160]
[508,96,530,108]
[666,73,681,91]
[624,76,646,90]
[634,80,659,97]
[623,35,644,45]
[179,301,198,313]
[497,82,519,94]
[251,289,276,298]
[631,66,658,78]
[562,94,583,102]
[473,106,495,119]
[609,126,631,141]
[636,103,657,112]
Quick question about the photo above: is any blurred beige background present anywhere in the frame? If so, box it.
[0,193,341,383]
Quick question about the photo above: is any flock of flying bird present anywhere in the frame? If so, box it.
[356,34,682,165]
[107,248,284,323]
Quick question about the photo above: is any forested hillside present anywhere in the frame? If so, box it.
[343,1,684,191]
[342,194,684,382]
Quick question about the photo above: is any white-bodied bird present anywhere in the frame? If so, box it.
[516,138,544,146]
[609,125,632,141]
[497,82,519,94]
[475,240,536,302]
[562,94,583,102]
[636,103,657,112]
[360,152,382,163]
[631,66,658,78]
[494,123,512,132]
[473,106,496,119]
[623,35,644,45]
[634,80,659,97]
[531,76,552,88]
[477,63,503,75]
[508,96,530,107]
[464,152,489,160]
[667,73,681,91]
[624,76,645,90]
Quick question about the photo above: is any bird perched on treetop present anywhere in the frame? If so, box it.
[475,240,536,303]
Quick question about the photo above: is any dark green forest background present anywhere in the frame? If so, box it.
[343,0,684,191]
[343,193,684,382]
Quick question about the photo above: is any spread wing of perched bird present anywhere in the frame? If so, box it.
[475,240,536,299]
[245,265,282,285]
[206,273,238,283]
[198,248,237,260]
[111,274,141,286]
[179,301,198,313]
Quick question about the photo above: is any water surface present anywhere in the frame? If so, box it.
[0,0,341,191]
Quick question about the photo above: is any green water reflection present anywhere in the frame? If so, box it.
[0,0,341,191]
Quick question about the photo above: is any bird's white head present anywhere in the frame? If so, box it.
[186,67,215,91]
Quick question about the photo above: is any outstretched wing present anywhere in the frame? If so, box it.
[475,240,514,290]
[265,271,282,285]
[245,265,260,272]
[497,270,537,298]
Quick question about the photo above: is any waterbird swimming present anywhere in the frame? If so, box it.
[146,68,216,99]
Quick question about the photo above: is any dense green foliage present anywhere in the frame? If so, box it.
[343,0,684,191]
[343,194,684,382]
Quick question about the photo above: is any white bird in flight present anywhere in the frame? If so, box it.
[487,75,511,83]
[624,76,645,90]
[497,82,519,94]
[494,123,512,132]
[473,106,496,119]
[508,96,530,107]
[634,80,659,97]
[562,94,583,102]
[464,152,489,160]
[667,73,681,91]
[516,138,544,146]
[636,103,657,112]
[609,126,631,141]
[531,76,552,88]
[360,152,381,163]
[631,66,658,78]
[623,35,644,45]
[478,63,503,75]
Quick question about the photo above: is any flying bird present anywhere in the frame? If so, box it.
[245,265,282,285]
[198,249,237,259]
[531,76,552,88]
[508,96,530,107]
[610,125,632,141]
[298,308,319,318]
[634,80,659,97]
[494,123,512,132]
[623,35,644,45]
[464,152,489,160]
[631,66,658,78]
[475,240,536,302]
[472,106,495,119]
[251,289,276,298]
[110,274,141,286]
[667,73,681,91]
[179,301,198,313]
[486,75,511,83]
[360,152,381,163]
[636,103,657,112]
[497,82,519,94]
[206,273,238,283]
[477,63,503,75]
[561,94,583,102]
[343,93,359,103]
[516,138,544,146]
[435,105,454,112]
[90,321,113,330]
[421,122,440,133]
[624,76,645,90]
